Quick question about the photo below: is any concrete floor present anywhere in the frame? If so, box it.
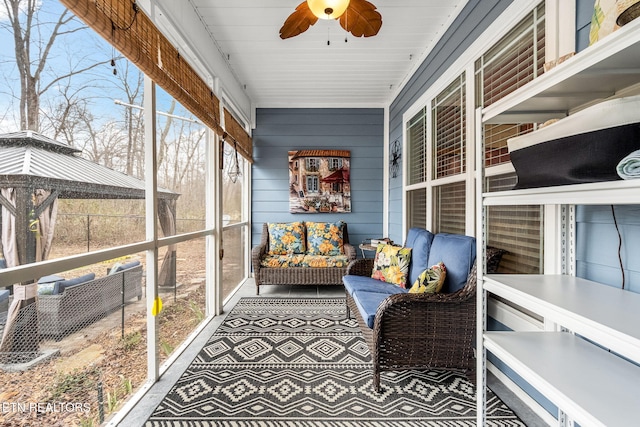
[115,279,546,426]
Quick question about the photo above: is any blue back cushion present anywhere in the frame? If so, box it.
[54,273,96,295]
[111,260,141,274]
[427,234,476,293]
[404,228,435,287]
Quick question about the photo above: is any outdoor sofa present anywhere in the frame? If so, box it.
[37,261,143,339]
[252,221,356,294]
[342,228,505,391]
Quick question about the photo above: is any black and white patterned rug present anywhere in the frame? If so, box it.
[146,298,524,426]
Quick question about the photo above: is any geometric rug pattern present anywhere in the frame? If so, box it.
[146,298,525,426]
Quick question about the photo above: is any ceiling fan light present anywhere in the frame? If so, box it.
[307,0,350,20]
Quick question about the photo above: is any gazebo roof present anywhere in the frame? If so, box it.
[0,131,178,199]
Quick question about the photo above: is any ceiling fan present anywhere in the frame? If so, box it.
[280,0,382,40]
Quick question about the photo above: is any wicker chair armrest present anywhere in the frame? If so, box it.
[373,290,476,343]
[251,243,268,271]
[379,288,474,310]
[346,258,375,276]
[343,243,357,261]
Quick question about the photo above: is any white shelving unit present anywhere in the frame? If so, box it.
[476,17,640,427]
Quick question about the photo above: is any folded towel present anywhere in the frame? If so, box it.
[617,149,640,179]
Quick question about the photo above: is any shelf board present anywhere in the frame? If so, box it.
[484,274,640,365]
[482,179,640,206]
[482,17,640,124]
[484,331,640,427]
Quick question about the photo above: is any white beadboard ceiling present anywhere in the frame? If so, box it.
[185,0,467,108]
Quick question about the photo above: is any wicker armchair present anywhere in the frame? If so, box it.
[345,246,504,392]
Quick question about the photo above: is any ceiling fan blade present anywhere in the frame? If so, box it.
[340,0,382,37]
[280,1,319,39]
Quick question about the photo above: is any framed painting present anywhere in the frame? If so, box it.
[288,150,351,213]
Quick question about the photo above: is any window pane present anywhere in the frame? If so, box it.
[223,226,247,301]
[475,3,545,108]
[407,188,427,230]
[433,74,466,179]
[407,108,426,185]
[223,141,246,225]
[486,174,543,274]
[475,4,544,167]
[0,255,148,425]
[155,88,207,235]
[158,238,206,365]
[483,123,534,167]
[433,181,466,234]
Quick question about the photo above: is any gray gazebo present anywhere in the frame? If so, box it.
[0,131,180,285]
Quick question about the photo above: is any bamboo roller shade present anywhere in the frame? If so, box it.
[59,0,253,162]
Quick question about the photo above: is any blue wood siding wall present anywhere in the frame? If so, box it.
[577,205,640,293]
[576,0,593,52]
[251,108,384,253]
[386,0,513,243]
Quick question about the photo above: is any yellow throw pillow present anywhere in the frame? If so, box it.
[371,244,412,288]
[409,262,447,294]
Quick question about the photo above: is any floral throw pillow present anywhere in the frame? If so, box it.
[371,244,412,288]
[409,262,447,294]
[268,222,306,255]
[306,221,345,255]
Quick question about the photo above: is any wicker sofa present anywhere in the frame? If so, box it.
[37,261,143,339]
[252,221,356,295]
[343,228,504,392]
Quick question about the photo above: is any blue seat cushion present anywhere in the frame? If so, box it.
[404,228,435,287]
[54,273,96,295]
[343,275,408,297]
[427,233,476,293]
[352,290,393,329]
[0,289,9,303]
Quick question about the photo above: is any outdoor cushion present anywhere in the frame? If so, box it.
[38,282,57,295]
[267,222,306,254]
[261,254,307,268]
[306,221,345,255]
[38,274,65,295]
[301,254,351,268]
[404,228,435,286]
[110,260,141,274]
[0,289,9,303]
[38,274,64,284]
[343,274,409,297]
[115,260,141,272]
[371,244,412,288]
[54,273,96,295]
[261,254,351,268]
[427,234,476,293]
[352,289,393,329]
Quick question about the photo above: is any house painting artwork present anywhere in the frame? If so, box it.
[289,150,351,213]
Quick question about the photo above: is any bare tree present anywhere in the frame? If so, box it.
[113,60,144,175]
[2,0,109,132]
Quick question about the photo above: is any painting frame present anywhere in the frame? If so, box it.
[288,150,351,213]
